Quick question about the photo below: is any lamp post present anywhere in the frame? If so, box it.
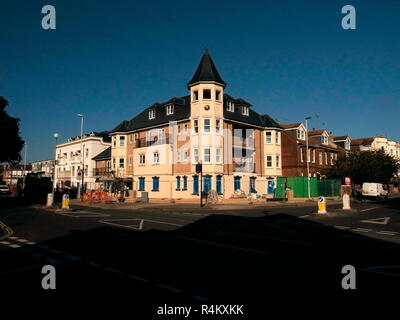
[52,133,59,197]
[305,116,312,199]
[77,114,84,200]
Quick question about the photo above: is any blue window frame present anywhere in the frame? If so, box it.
[203,175,212,194]
[138,177,145,191]
[249,177,256,193]
[152,177,159,191]
[234,176,241,191]
[176,176,181,190]
[216,175,222,194]
[183,176,188,190]
[193,175,199,194]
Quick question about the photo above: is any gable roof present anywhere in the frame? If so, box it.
[187,50,226,88]
[351,137,375,146]
[92,147,111,161]
[334,135,350,141]
[308,129,328,136]
[278,122,302,129]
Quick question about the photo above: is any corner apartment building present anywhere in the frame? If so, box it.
[280,123,346,178]
[109,51,283,199]
[351,136,400,160]
[54,132,111,190]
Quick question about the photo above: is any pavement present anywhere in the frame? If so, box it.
[1,196,400,315]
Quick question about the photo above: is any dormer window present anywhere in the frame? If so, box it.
[242,106,249,116]
[149,109,155,120]
[345,140,350,150]
[321,132,328,145]
[166,104,174,115]
[297,128,305,140]
[227,101,234,112]
[203,89,211,99]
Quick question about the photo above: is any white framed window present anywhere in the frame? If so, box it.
[146,131,152,142]
[120,136,125,147]
[183,150,188,162]
[85,148,89,157]
[216,148,221,163]
[330,153,334,165]
[203,119,211,133]
[325,152,328,165]
[193,148,199,163]
[266,155,273,168]
[227,101,234,112]
[265,131,272,144]
[312,149,316,163]
[166,104,174,115]
[242,106,249,116]
[153,152,159,164]
[216,119,221,134]
[203,147,211,163]
[193,120,199,134]
[184,124,188,133]
[307,149,311,163]
[216,90,221,101]
[275,154,280,168]
[148,109,155,120]
[319,152,323,165]
[297,129,305,140]
[177,125,181,134]
[203,89,211,99]
[139,154,145,164]
[275,132,280,144]
[119,158,124,169]
[177,150,181,162]
[193,90,198,101]
[321,133,328,145]
[300,148,304,162]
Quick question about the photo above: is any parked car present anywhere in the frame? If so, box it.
[0,185,10,195]
[361,183,388,200]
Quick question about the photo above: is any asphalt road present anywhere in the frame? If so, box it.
[1,197,400,316]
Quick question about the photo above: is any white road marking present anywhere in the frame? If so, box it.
[8,237,18,240]
[359,207,379,212]
[364,265,400,270]
[299,215,310,218]
[9,244,21,248]
[156,284,183,293]
[192,295,208,301]
[128,274,150,282]
[376,231,398,236]
[145,219,183,227]
[177,236,270,255]
[0,241,11,245]
[104,267,123,274]
[84,261,101,267]
[334,226,351,230]
[360,217,390,225]
[26,242,36,245]
[16,239,29,243]
[353,228,372,233]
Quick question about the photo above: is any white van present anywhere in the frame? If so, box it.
[362,183,388,200]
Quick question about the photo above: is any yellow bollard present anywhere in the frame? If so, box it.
[318,196,327,214]
[62,194,70,209]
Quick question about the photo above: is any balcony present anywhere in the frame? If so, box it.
[135,135,170,148]
[93,168,113,177]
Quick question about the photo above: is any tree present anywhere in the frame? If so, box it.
[323,150,400,184]
[0,96,24,163]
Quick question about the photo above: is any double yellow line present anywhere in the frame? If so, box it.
[0,220,13,241]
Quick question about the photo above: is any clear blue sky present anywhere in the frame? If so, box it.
[1,0,399,162]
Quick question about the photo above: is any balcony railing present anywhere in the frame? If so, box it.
[93,168,113,177]
[135,135,170,148]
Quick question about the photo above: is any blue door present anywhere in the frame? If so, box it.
[234,176,241,191]
[267,180,275,194]
[139,178,145,191]
[203,176,212,194]
[193,175,199,194]
[216,176,222,194]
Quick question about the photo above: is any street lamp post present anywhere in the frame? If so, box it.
[77,114,84,200]
[305,116,312,199]
[52,133,59,199]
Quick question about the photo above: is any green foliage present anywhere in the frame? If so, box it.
[0,96,24,163]
[323,150,400,184]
